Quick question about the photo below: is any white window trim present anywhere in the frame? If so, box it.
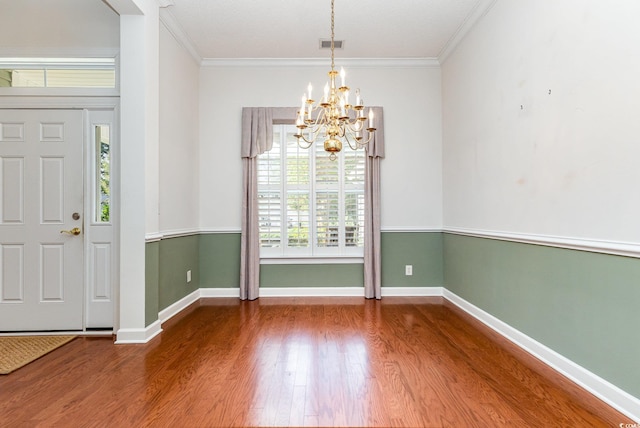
[260,257,364,265]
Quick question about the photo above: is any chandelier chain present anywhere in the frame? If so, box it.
[330,0,335,71]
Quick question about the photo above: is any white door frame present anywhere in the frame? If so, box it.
[0,96,120,332]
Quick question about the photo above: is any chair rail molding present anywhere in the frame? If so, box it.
[443,227,640,259]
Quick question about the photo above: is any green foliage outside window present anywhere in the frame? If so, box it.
[97,125,110,222]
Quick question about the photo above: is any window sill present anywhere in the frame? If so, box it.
[260,256,364,265]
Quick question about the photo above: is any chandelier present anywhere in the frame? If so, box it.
[294,0,376,160]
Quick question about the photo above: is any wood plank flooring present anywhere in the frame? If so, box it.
[0,297,633,427]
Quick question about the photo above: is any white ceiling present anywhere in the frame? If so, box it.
[164,0,495,61]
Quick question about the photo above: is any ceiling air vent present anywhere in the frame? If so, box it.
[320,39,344,49]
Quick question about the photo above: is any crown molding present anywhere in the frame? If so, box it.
[201,57,440,69]
[159,7,202,65]
[438,0,498,64]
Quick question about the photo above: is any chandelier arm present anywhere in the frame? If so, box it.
[358,130,375,146]
[344,119,365,132]
[313,108,327,128]
[296,133,316,148]
[300,122,323,142]
[293,0,376,160]
[343,132,360,151]
[343,126,373,149]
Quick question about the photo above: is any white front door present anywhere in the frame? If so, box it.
[0,109,84,331]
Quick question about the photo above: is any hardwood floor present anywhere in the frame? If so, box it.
[0,297,632,427]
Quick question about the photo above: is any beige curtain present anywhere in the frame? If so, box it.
[364,107,385,299]
[240,107,296,300]
[240,107,273,300]
[240,106,383,300]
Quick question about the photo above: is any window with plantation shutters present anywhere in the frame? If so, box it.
[258,124,365,258]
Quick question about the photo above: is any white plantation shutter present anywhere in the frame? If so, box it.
[258,124,365,257]
[257,131,281,248]
[344,192,364,246]
[316,191,339,248]
[286,192,310,247]
[285,132,311,251]
[315,142,338,184]
[315,141,339,249]
[344,149,365,247]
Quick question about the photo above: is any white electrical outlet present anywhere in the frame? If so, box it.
[187,270,192,283]
[405,265,413,276]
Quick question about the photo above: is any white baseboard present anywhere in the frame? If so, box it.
[115,320,162,344]
[200,288,241,298]
[259,287,364,297]
[382,286,443,297]
[443,289,640,423]
[158,289,201,323]
[257,286,441,298]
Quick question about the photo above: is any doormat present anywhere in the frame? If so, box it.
[0,336,76,374]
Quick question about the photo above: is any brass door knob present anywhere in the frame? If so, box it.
[60,227,81,236]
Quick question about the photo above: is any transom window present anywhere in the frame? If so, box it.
[0,58,116,88]
[258,124,365,258]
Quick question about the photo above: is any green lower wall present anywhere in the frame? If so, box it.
[382,232,443,287]
[154,231,443,298]
[199,233,241,287]
[145,234,201,326]
[158,235,200,311]
[260,264,363,287]
[228,231,443,288]
[145,241,160,327]
[444,233,640,398]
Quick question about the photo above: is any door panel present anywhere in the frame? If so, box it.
[2,157,24,222]
[0,109,83,331]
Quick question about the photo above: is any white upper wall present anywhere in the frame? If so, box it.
[198,63,442,231]
[442,0,640,243]
[0,0,119,55]
[158,22,200,234]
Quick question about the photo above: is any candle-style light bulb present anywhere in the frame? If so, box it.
[355,88,361,106]
[340,67,346,87]
[368,109,374,128]
[323,82,329,102]
[308,83,313,101]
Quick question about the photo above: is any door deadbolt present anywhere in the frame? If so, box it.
[72,212,80,220]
